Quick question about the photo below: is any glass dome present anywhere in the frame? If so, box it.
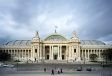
[44,34,67,41]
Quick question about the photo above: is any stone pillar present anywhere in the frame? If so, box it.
[32,46,35,61]
[58,45,60,60]
[43,45,45,59]
[52,45,53,60]
[60,45,62,60]
[66,45,68,60]
[68,45,71,59]
[50,45,53,60]
[27,49,29,61]
[91,49,92,54]
[37,46,39,59]
[85,50,86,60]
[49,45,51,60]
[88,50,89,59]
[99,49,101,58]
[77,46,81,61]
[94,49,95,54]
[38,44,42,60]
[81,50,83,59]
[10,50,12,56]
[21,50,23,58]
[72,46,74,59]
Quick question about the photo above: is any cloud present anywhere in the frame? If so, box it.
[0,0,112,44]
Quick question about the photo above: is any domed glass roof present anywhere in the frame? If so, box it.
[45,34,67,41]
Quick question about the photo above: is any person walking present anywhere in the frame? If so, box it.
[60,68,63,73]
[51,69,54,75]
[57,68,60,74]
[44,68,46,72]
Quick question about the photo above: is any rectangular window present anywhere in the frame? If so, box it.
[74,49,76,53]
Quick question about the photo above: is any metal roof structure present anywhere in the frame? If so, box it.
[44,33,67,41]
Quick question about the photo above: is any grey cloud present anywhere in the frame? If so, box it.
[0,0,112,44]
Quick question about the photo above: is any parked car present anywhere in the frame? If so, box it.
[86,67,92,71]
[0,62,4,67]
[76,67,82,71]
[3,64,14,68]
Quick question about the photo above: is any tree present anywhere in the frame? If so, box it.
[89,54,98,62]
[0,52,11,62]
[101,49,112,62]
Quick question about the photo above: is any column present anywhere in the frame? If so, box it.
[99,49,101,58]
[60,45,62,60]
[10,50,12,56]
[22,51,24,58]
[27,50,28,58]
[85,49,86,59]
[50,45,53,60]
[78,46,81,59]
[32,46,34,59]
[43,45,45,59]
[94,49,95,54]
[88,50,89,59]
[68,45,71,59]
[58,45,60,60]
[49,45,51,60]
[66,45,68,60]
[81,50,83,59]
[40,44,42,59]
[91,49,92,54]
[38,46,39,59]
[18,49,20,60]
[38,44,42,59]
[72,46,74,59]
[52,45,53,60]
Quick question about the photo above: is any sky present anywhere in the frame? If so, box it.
[0,0,112,44]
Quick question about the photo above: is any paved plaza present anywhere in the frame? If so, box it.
[0,63,112,76]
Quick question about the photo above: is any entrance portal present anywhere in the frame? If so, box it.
[54,55,58,60]
[62,55,65,60]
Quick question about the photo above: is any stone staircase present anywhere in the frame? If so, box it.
[44,60,68,63]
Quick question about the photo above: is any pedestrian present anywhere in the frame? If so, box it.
[60,68,63,73]
[51,69,54,75]
[44,68,46,72]
[57,68,60,74]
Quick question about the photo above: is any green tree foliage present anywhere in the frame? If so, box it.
[89,54,98,62]
[101,49,112,61]
[0,52,11,62]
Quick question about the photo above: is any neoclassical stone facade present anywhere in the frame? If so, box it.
[0,31,112,63]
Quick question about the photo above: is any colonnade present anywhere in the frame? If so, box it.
[0,49,31,60]
[43,45,65,60]
[0,47,105,62]
[81,49,104,60]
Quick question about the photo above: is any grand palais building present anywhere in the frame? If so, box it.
[0,31,112,63]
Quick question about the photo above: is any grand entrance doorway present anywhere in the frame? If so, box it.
[54,55,58,60]
[53,46,58,60]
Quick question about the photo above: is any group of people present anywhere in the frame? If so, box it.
[52,68,63,75]
[44,68,63,75]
